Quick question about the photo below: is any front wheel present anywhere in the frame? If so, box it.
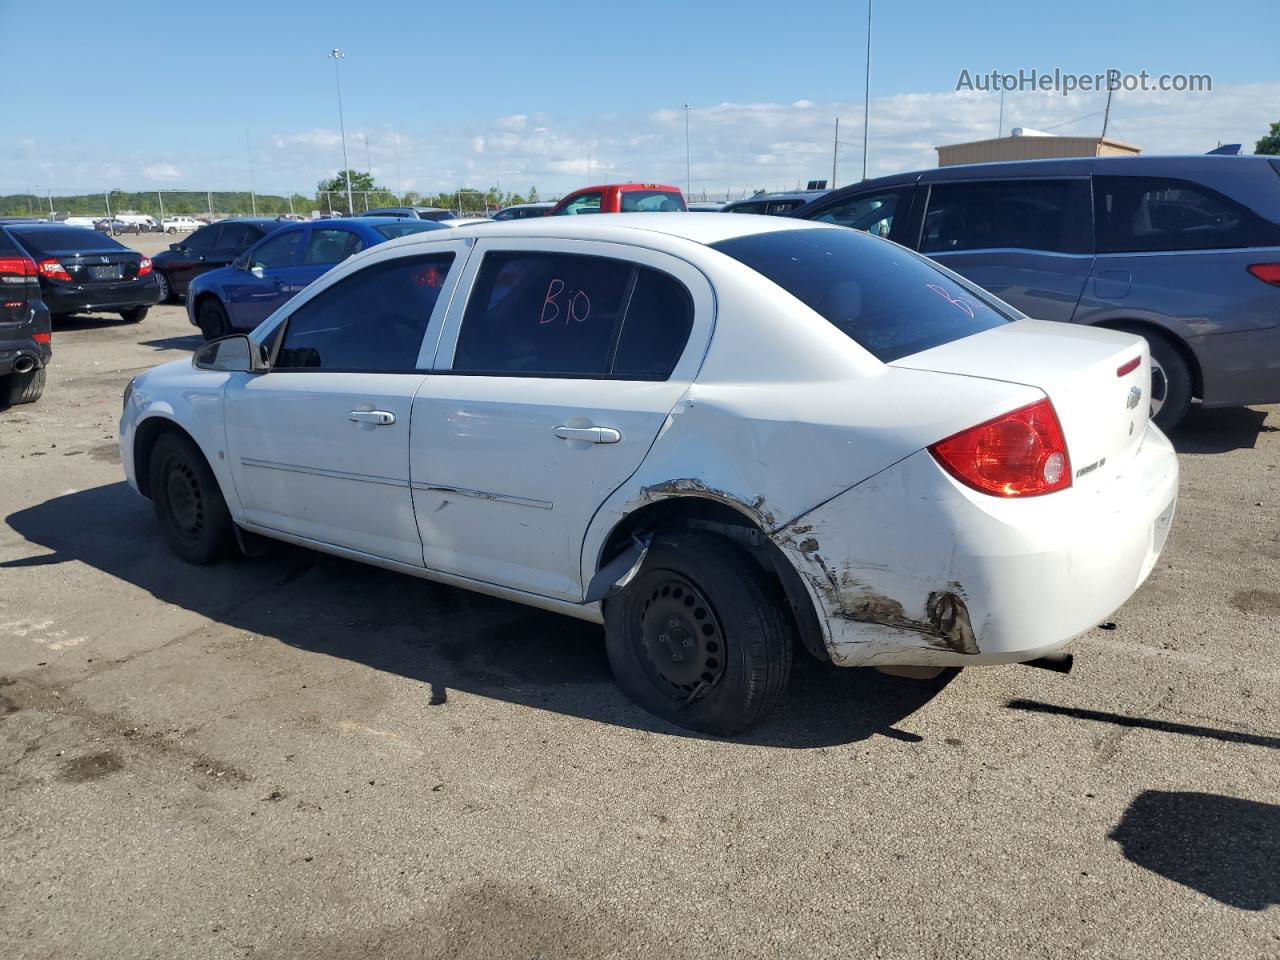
[197,299,230,341]
[148,432,234,564]
[120,306,148,324]
[604,530,793,736]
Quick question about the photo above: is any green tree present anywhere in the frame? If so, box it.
[527,185,539,203]
[317,170,379,194]
[1256,122,1280,155]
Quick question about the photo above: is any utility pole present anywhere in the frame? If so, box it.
[329,49,354,214]
[207,190,213,221]
[832,117,840,189]
[682,103,692,199]
[998,89,1005,138]
[246,133,258,216]
[861,0,873,181]
[1101,87,1113,138]
[393,127,403,203]
[48,189,54,218]
[361,133,372,176]
[157,190,164,222]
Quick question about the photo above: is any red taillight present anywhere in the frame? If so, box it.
[137,257,153,277]
[37,258,70,280]
[0,256,38,279]
[929,398,1072,498]
[1116,355,1141,377]
[1247,263,1280,287]
[32,332,51,344]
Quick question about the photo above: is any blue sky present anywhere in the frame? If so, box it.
[2,0,1275,198]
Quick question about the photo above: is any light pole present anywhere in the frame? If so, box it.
[682,103,692,199]
[861,0,872,181]
[329,48,354,214]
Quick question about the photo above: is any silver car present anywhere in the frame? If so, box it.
[792,155,1280,428]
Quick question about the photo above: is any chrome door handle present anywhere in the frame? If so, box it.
[349,410,396,426]
[555,425,621,444]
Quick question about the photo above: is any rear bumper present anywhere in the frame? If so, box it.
[43,276,161,314]
[774,424,1179,667]
[0,302,52,374]
[1191,325,1280,407]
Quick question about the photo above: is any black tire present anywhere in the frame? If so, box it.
[2,365,45,406]
[604,530,793,736]
[197,298,230,341]
[1126,328,1192,431]
[155,271,172,303]
[148,432,234,564]
[120,306,149,324]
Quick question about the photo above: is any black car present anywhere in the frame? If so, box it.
[0,228,52,405]
[3,223,161,325]
[150,218,285,302]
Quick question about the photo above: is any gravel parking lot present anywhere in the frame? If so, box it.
[1,232,1277,959]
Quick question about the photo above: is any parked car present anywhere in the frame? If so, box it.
[117,215,161,233]
[59,216,98,229]
[0,227,52,405]
[161,216,203,234]
[121,215,1177,735]
[185,216,446,339]
[548,183,686,215]
[492,202,555,221]
[95,217,130,235]
[364,207,456,222]
[686,201,727,212]
[4,223,159,324]
[791,155,1280,428]
[151,218,287,303]
[723,190,829,216]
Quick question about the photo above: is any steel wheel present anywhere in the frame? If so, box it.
[636,573,727,703]
[164,459,206,544]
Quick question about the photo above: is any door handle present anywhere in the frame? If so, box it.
[554,425,621,444]
[349,410,396,426]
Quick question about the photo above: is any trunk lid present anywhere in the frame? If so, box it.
[51,249,143,285]
[891,318,1152,488]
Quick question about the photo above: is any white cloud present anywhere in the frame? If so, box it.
[142,162,182,181]
[495,114,528,132]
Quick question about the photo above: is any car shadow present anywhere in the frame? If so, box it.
[3,483,955,748]
[1109,791,1280,911]
[1167,405,1277,454]
[51,313,140,331]
[139,335,204,353]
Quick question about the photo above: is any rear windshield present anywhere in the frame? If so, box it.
[374,221,444,240]
[710,228,1010,363]
[10,227,123,256]
[621,191,686,212]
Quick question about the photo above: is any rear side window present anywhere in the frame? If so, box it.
[453,252,693,379]
[215,224,258,250]
[10,227,121,256]
[304,228,363,265]
[620,191,686,212]
[1093,176,1280,252]
[810,188,908,238]
[275,254,454,371]
[711,228,1009,363]
[921,179,1091,254]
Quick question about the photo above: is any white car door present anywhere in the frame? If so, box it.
[410,237,713,601]
[224,247,465,566]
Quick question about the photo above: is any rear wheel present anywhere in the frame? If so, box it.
[197,299,230,341]
[2,366,45,406]
[604,530,793,736]
[1137,331,1192,431]
[148,432,234,564]
[155,271,172,303]
[120,306,148,324]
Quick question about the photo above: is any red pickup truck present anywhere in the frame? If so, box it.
[548,183,686,216]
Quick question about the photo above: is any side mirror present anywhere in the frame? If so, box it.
[231,252,249,270]
[169,243,181,252]
[250,264,265,279]
[192,334,267,374]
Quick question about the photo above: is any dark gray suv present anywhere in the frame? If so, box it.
[791,156,1280,428]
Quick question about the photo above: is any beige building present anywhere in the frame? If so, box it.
[936,131,1142,167]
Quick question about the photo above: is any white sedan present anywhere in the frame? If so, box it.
[119,214,1178,734]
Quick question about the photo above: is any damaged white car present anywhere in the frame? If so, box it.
[119,214,1178,734]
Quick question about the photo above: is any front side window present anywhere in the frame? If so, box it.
[556,192,603,215]
[183,225,219,253]
[250,230,303,270]
[920,179,1091,254]
[620,190,685,212]
[811,189,908,237]
[452,252,693,379]
[711,227,1009,363]
[728,201,765,215]
[1093,176,1279,253]
[304,228,363,266]
[274,253,455,372]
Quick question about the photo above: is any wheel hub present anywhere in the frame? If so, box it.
[166,464,203,536]
[638,576,725,697]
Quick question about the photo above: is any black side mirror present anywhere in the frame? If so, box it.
[192,334,267,373]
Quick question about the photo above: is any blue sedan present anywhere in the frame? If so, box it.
[186,217,446,339]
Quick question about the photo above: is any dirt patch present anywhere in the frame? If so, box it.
[1231,589,1280,616]
[61,750,125,782]
[89,443,121,463]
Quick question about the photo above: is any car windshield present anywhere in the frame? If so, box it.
[11,227,123,255]
[374,221,444,240]
[710,228,1011,363]
[620,191,686,212]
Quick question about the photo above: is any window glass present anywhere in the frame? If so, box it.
[711,228,1009,363]
[304,228,364,265]
[275,254,454,371]
[811,189,907,237]
[620,191,685,212]
[556,193,603,215]
[375,221,444,240]
[729,202,764,215]
[1093,176,1279,252]
[215,223,257,250]
[765,200,804,216]
[183,225,219,252]
[453,252,633,375]
[612,268,694,379]
[9,227,122,256]
[251,230,303,270]
[921,180,1090,254]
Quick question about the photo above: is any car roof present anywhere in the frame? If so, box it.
[5,222,99,231]
[727,190,829,204]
